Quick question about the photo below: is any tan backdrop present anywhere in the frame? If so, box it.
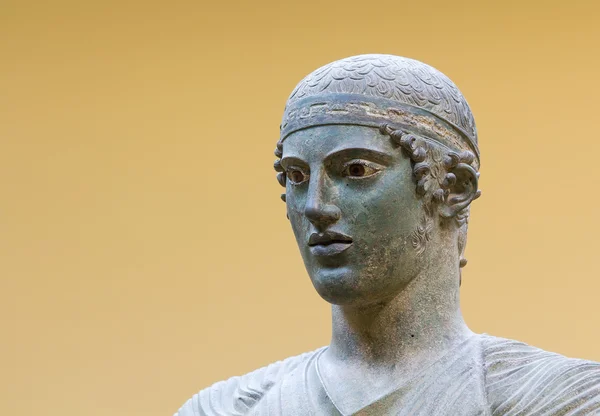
[1,0,599,415]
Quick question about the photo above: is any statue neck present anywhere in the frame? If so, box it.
[327,246,471,367]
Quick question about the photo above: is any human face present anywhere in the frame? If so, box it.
[281,125,425,306]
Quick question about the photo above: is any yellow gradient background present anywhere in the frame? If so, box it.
[1,1,599,415]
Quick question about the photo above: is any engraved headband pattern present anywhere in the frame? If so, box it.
[280,93,479,163]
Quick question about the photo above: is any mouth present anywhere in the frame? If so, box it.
[308,231,353,256]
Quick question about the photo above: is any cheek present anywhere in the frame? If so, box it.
[343,173,420,238]
[354,232,408,272]
[285,191,307,241]
[342,171,422,269]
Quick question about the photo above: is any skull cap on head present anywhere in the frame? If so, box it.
[279,54,479,166]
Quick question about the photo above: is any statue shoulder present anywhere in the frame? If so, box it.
[480,334,600,415]
[173,347,324,416]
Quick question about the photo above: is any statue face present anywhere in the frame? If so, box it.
[281,125,426,306]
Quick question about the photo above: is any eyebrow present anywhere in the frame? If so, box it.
[280,156,308,169]
[323,147,394,165]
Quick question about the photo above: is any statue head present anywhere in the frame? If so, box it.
[274,54,481,307]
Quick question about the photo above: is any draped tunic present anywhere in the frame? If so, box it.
[174,334,600,415]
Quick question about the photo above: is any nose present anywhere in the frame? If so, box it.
[304,172,341,230]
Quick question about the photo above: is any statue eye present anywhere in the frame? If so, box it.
[348,164,365,177]
[286,168,309,185]
[342,160,381,179]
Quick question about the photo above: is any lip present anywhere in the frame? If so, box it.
[309,242,353,256]
[308,231,353,257]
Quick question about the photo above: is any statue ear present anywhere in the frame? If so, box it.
[438,163,480,219]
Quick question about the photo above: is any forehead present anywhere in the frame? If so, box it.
[281,125,394,163]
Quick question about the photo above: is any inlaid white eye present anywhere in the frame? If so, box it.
[342,160,382,179]
[286,167,309,185]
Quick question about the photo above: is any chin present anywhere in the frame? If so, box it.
[310,267,386,306]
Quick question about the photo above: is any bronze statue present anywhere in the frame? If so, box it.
[175,54,600,415]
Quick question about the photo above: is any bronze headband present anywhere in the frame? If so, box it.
[280,93,480,164]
